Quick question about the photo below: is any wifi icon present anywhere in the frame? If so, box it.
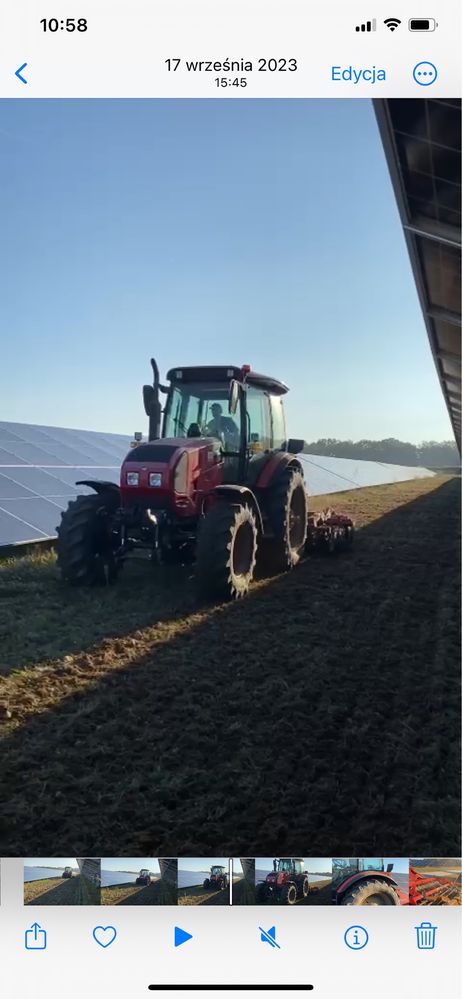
[384,17,401,31]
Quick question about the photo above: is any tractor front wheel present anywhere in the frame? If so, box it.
[281,883,298,905]
[196,501,258,600]
[267,468,307,571]
[56,492,120,586]
[341,879,400,906]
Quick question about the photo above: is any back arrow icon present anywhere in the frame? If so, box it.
[15,63,28,84]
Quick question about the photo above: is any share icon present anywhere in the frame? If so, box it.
[259,925,280,949]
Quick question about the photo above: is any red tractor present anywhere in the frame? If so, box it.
[257,858,310,905]
[135,869,154,886]
[332,858,406,905]
[57,360,353,599]
[203,865,228,890]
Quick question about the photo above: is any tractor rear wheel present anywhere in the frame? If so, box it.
[196,501,258,600]
[341,879,400,906]
[281,883,298,905]
[267,467,308,571]
[56,492,120,586]
[301,877,310,897]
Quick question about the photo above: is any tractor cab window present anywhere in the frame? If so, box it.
[163,383,239,447]
[211,866,224,874]
[277,859,293,872]
[359,858,383,871]
[245,387,271,452]
[270,394,287,449]
[293,859,303,874]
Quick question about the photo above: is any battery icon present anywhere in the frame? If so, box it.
[409,18,438,31]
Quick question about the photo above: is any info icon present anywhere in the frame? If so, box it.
[344,925,369,950]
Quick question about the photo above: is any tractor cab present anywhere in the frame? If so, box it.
[273,858,305,876]
[332,858,391,889]
[142,361,303,484]
[211,865,226,876]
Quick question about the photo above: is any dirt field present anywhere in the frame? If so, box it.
[305,881,332,905]
[233,878,256,904]
[0,475,460,856]
[178,885,230,905]
[24,875,85,905]
[101,879,177,905]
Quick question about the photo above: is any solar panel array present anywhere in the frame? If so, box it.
[299,453,434,496]
[0,421,130,546]
[0,421,434,547]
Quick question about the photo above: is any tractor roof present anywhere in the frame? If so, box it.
[166,365,289,396]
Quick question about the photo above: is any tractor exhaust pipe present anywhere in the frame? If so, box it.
[142,357,167,440]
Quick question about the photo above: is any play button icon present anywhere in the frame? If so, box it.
[174,926,193,947]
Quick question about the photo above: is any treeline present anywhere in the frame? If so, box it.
[303,438,459,467]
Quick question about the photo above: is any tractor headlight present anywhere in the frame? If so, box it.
[149,472,162,488]
[126,471,139,486]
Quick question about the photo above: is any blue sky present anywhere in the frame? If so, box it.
[0,99,453,443]
[101,858,159,873]
[257,858,332,872]
[23,858,76,868]
[178,858,228,872]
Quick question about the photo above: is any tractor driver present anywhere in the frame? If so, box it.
[206,403,239,445]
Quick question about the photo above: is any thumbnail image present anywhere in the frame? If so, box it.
[232,859,256,905]
[332,858,409,905]
[256,857,327,905]
[410,859,461,905]
[24,858,101,905]
[101,858,177,905]
[178,858,230,905]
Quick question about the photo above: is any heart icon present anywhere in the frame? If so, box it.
[93,925,117,948]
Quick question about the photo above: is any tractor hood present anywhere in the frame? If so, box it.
[120,437,224,517]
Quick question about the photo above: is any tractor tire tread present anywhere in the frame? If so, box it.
[196,501,258,600]
[267,467,308,571]
[341,879,400,906]
[56,492,119,586]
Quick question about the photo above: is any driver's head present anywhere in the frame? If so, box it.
[211,403,223,419]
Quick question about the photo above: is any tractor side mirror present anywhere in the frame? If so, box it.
[386,863,394,872]
[228,379,240,415]
[143,384,156,416]
[286,438,305,455]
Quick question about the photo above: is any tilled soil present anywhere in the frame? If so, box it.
[25,876,83,905]
[178,886,229,905]
[0,476,460,856]
[101,880,176,905]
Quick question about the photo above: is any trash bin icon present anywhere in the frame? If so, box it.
[415,921,437,949]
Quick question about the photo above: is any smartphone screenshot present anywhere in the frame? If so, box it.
[0,2,460,996]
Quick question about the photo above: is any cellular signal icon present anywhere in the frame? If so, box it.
[384,17,402,31]
[355,19,376,32]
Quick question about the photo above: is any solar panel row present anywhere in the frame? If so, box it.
[0,421,130,545]
[0,421,434,547]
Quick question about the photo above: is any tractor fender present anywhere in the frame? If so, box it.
[75,480,121,498]
[255,452,303,490]
[210,484,264,535]
[335,872,399,902]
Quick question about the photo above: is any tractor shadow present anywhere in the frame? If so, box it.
[24,876,81,905]
[0,478,460,857]
[0,554,196,677]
